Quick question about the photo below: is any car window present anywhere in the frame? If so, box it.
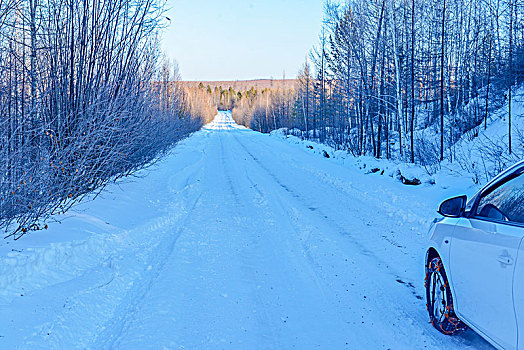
[476,172,524,224]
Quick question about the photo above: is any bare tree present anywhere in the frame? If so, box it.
[0,0,207,239]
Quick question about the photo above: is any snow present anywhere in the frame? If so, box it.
[0,111,493,349]
[452,86,524,183]
[278,85,524,192]
[270,130,477,194]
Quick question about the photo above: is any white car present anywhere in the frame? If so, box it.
[426,160,524,350]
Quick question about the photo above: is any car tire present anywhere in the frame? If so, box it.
[425,256,467,335]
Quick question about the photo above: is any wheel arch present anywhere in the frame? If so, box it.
[425,247,440,268]
[425,246,454,293]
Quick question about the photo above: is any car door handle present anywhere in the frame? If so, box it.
[497,256,514,265]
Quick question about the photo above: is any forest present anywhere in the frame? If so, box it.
[204,0,524,182]
[0,0,215,238]
[2,0,524,238]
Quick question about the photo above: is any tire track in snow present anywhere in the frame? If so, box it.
[241,163,330,301]
[8,133,212,349]
[219,133,241,205]
[246,132,431,235]
[91,189,203,350]
[233,134,429,296]
[225,133,330,297]
[87,135,212,349]
[229,132,487,349]
[232,134,393,277]
[216,131,288,349]
[227,133,376,347]
[110,130,284,349]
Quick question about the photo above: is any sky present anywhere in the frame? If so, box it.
[161,0,323,81]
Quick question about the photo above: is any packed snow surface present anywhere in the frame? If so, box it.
[0,111,493,349]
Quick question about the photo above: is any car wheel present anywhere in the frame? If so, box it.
[425,256,467,335]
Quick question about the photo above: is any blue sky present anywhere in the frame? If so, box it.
[161,0,323,81]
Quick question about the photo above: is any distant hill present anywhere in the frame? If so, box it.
[181,79,297,91]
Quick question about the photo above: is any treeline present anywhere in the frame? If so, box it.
[194,82,245,111]
[235,0,524,171]
[232,86,297,132]
[0,0,206,238]
[190,82,297,132]
[302,0,524,164]
[183,84,219,123]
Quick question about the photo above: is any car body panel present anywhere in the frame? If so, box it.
[449,217,522,350]
[514,234,524,349]
[426,160,524,349]
[426,217,460,267]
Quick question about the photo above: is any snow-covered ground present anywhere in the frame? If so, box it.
[278,85,524,190]
[0,111,494,349]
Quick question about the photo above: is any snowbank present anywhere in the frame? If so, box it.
[269,129,476,193]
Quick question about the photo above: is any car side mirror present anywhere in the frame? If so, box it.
[438,195,467,218]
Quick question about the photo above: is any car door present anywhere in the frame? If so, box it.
[449,168,524,350]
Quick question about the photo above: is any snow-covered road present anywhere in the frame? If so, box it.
[0,112,493,349]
